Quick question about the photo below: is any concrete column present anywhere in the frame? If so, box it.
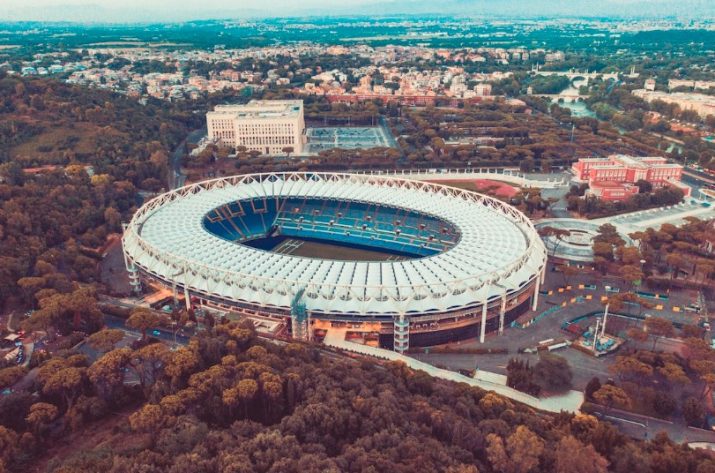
[480,300,488,343]
[531,276,540,312]
[540,265,546,285]
[499,292,507,336]
[184,286,191,311]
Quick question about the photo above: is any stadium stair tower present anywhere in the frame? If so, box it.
[122,224,143,294]
[393,315,409,353]
[291,288,310,341]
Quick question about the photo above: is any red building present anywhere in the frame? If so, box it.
[572,155,690,202]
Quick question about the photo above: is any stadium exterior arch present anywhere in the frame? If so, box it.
[122,172,547,352]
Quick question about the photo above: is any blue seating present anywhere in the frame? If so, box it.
[202,197,459,257]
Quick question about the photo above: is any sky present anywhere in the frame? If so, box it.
[1,0,713,23]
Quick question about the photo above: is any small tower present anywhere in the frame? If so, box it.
[122,224,142,294]
[393,314,409,353]
[291,288,310,341]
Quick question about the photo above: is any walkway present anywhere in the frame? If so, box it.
[348,168,568,189]
[323,328,584,414]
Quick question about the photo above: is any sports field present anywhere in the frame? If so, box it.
[304,126,396,154]
[271,237,406,262]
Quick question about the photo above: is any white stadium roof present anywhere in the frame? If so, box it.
[122,173,546,317]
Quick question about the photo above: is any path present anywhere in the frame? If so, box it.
[348,168,568,189]
[169,128,205,190]
[323,328,584,414]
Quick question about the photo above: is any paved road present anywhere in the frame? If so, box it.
[591,407,715,444]
[169,128,205,190]
[104,314,190,347]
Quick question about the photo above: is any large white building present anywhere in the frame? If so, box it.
[207,100,306,155]
[632,89,715,119]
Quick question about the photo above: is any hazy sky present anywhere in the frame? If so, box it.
[1,0,713,22]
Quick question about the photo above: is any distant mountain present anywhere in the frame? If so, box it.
[0,0,713,23]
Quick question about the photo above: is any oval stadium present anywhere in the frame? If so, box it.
[122,172,547,352]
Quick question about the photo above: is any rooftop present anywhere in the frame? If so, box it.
[123,173,546,316]
[210,100,303,119]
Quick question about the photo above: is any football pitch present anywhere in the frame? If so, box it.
[271,238,406,262]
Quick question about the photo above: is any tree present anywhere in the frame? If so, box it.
[165,345,201,388]
[617,246,641,265]
[593,385,631,413]
[584,377,602,401]
[236,378,259,418]
[652,391,677,417]
[0,426,18,467]
[627,327,649,344]
[24,287,103,336]
[620,265,644,288]
[593,242,614,261]
[506,358,541,396]
[87,329,125,353]
[609,356,653,381]
[126,308,162,342]
[88,348,131,401]
[25,402,58,437]
[539,226,571,257]
[486,426,544,473]
[554,435,608,473]
[683,397,705,427]
[0,366,27,389]
[665,253,685,282]
[130,343,171,397]
[635,179,653,194]
[129,403,165,433]
[645,316,675,351]
[41,367,86,410]
[533,354,572,392]
[658,362,690,386]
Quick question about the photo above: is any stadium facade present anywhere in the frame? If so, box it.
[122,173,547,352]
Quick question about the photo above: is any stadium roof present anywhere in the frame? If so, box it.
[122,173,546,316]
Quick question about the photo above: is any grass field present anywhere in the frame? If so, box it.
[272,238,406,262]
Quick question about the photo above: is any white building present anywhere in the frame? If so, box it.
[632,90,715,119]
[206,100,306,155]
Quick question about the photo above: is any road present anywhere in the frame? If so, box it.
[104,314,190,347]
[591,406,715,444]
[169,128,205,190]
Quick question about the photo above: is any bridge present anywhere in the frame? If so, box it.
[348,168,569,189]
[535,93,588,103]
[532,68,620,82]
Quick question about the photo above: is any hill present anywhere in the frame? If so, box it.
[0,75,201,309]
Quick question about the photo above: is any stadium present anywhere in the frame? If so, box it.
[122,172,547,351]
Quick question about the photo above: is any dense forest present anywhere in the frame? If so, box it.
[0,74,202,310]
[2,319,715,472]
